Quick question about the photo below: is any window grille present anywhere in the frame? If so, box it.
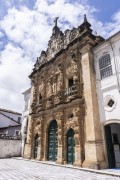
[99,54,113,79]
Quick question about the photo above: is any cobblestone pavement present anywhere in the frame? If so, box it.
[0,159,119,180]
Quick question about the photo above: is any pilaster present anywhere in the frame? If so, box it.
[81,49,106,169]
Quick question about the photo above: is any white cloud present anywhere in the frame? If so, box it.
[0,43,32,111]
[35,0,97,28]
[0,0,120,112]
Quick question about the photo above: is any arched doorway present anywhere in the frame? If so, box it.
[105,123,120,168]
[34,133,38,159]
[47,120,58,161]
[67,128,75,164]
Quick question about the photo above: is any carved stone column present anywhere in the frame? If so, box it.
[56,112,64,164]
[74,127,82,166]
[81,48,106,169]
[73,108,82,166]
[42,122,48,161]
[36,117,43,161]
[63,133,67,165]
[24,116,34,159]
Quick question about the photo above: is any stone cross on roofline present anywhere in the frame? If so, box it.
[84,14,87,22]
[54,17,59,27]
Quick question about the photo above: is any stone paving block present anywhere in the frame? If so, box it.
[0,159,119,180]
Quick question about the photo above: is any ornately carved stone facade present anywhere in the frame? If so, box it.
[24,16,106,169]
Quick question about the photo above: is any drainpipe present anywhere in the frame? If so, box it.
[109,41,120,92]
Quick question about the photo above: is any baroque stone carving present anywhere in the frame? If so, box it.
[66,55,78,80]
[64,29,71,47]
[38,80,45,97]
[67,107,80,124]
[46,79,52,97]
[28,119,34,144]
[39,51,46,64]
[55,112,63,145]
[46,30,64,61]
[69,28,78,42]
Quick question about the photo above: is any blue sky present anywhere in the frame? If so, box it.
[88,0,120,22]
[0,0,120,112]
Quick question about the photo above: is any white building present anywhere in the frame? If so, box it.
[0,108,22,158]
[94,31,120,168]
[21,88,31,156]
[0,108,21,136]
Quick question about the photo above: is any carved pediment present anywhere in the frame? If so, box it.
[46,32,64,60]
[31,15,103,73]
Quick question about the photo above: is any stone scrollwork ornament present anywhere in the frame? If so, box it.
[39,80,45,97]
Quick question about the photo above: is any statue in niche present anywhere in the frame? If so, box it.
[52,76,57,94]
[47,80,52,97]
[66,56,78,81]
[57,72,63,92]
[38,80,44,97]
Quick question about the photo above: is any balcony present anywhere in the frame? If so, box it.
[64,85,78,97]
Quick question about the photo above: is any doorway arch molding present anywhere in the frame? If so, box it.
[64,125,80,146]
[103,119,120,126]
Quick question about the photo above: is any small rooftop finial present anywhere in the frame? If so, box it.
[84,14,87,22]
[54,17,59,27]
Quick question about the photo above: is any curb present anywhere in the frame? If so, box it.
[12,157,120,178]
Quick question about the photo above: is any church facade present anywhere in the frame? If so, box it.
[24,16,106,169]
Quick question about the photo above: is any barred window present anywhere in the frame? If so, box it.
[99,54,113,79]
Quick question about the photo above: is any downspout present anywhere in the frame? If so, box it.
[109,41,120,92]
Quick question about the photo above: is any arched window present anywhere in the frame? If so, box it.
[99,54,113,79]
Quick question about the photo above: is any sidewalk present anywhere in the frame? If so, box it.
[13,157,120,178]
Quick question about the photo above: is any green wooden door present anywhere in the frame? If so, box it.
[34,134,38,159]
[105,125,116,168]
[67,129,75,164]
[48,120,58,161]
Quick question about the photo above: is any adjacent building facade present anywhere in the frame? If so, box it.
[94,32,120,168]
[0,108,21,136]
[0,108,22,158]
[21,88,31,156]
[24,16,107,169]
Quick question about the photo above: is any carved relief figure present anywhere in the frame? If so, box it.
[47,80,52,97]
[57,72,63,92]
[52,76,57,94]
[38,80,45,97]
